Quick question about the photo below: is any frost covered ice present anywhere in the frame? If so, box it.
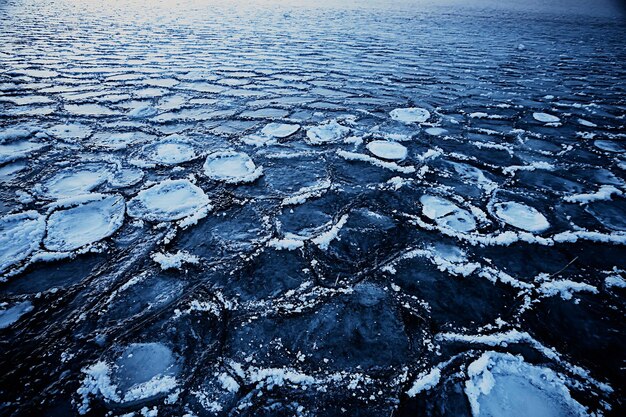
[390,107,431,123]
[127,179,210,222]
[366,140,408,160]
[0,211,45,274]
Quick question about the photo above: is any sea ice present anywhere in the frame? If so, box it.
[366,140,408,160]
[390,107,431,123]
[203,151,263,184]
[0,211,45,274]
[127,179,210,222]
[44,194,125,252]
[492,202,550,233]
[465,351,587,417]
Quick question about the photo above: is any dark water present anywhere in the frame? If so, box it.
[0,1,625,416]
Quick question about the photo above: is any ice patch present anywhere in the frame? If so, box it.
[0,301,34,329]
[492,202,550,233]
[420,195,476,232]
[465,351,587,417]
[0,211,45,274]
[203,151,263,184]
[306,120,350,144]
[48,123,93,141]
[366,140,407,160]
[0,140,46,164]
[152,250,200,270]
[44,194,125,252]
[127,179,210,222]
[390,107,431,123]
[261,123,300,138]
[532,112,560,123]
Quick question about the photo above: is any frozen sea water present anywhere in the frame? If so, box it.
[0,0,625,416]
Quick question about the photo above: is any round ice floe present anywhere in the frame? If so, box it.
[44,194,125,252]
[532,112,560,123]
[91,131,154,150]
[420,195,476,232]
[140,137,199,166]
[48,123,92,140]
[37,164,112,199]
[261,123,300,138]
[465,352,586,417]
[366,140,408,161]
[0,211,45,273]
[0,301,34,329]
[127,179,209,222]
[203,151,263,184]
[390,107,431,124]
[306,120,351,144]
[493,201,549,232]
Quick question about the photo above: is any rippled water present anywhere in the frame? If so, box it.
[0,1,625,416]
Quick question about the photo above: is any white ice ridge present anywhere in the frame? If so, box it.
[0,211,45,275]
[406,368,442,397]
[409,212,626,247]
[390,107,431,123]
[336,150,416,173]
[563,185,623,204]
[44,194,125,252]
[152,250,200,270]
[465,351,588,417]
[127,179,210,222]
[281,179,332,207]
[203,151,263,184]
[492,202,550,233]
[268,214,349,251]
[366,140,407,160]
